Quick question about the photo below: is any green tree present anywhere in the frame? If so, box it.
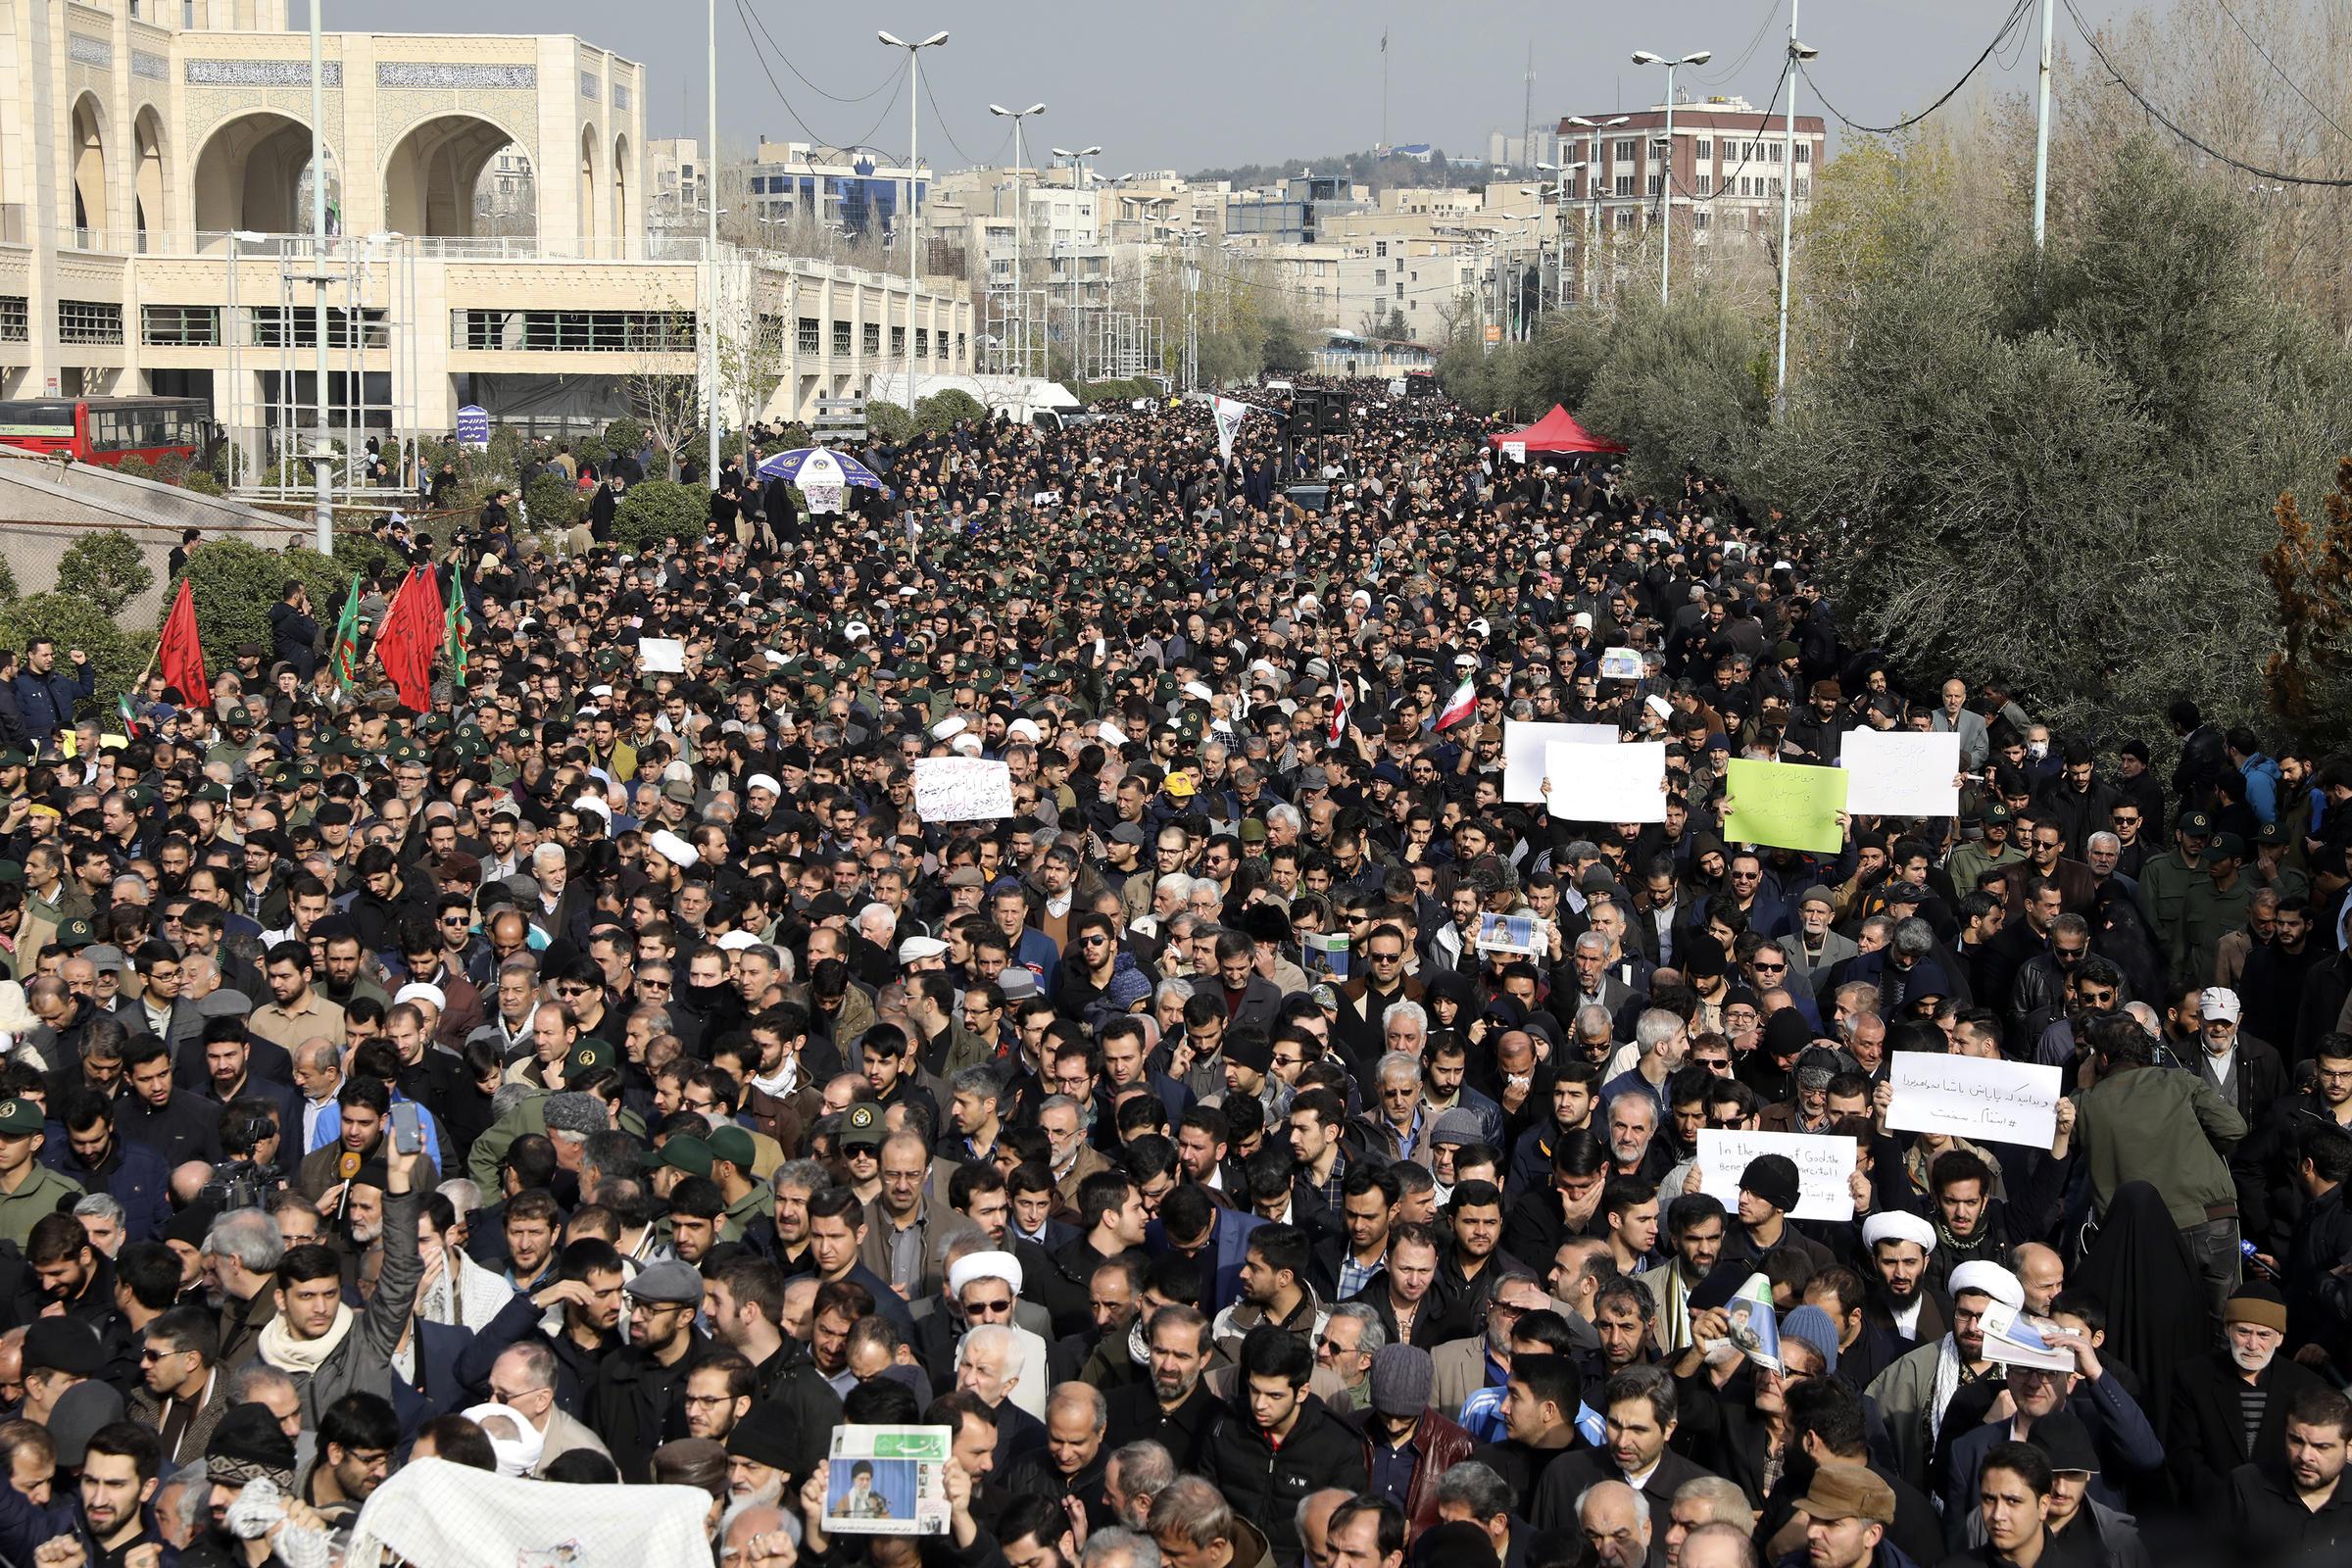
[0,595,141,719]
[54,530,155,616]
[864,401,916,444]
[1749,133,2352,746]
[914,390,986,433]
[611,479,708,555]
[1263,318,1312,375]
[1581,294,1767,495]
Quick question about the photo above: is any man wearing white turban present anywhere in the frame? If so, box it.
[1858,1208,1949,1347]
[1864,1260,2023,1496]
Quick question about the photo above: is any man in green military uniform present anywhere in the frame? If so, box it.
[2138,808,2213,983]
[0,1098,80,1249]
[2180,834,2256,991]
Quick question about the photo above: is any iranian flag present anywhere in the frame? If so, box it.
[1328,679,1349,747]
[1434,675,1478,733]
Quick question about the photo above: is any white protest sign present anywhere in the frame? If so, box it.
[1503,720,1617,803]
[1886,1052,2062,1147]
[1500,440,1527,464]
[1598,646,1644,680]
[637,637,686,674]
[1544,740,1667,823]
[910,759,1016,822]
[1697,1129,1857,1222]
[1840,729,1962,817]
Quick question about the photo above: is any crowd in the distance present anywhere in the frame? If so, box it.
[0,382,2339,1568]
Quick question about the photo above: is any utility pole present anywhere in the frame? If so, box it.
[990,103,1047,375]
[307,0,331,551]
[704,0,720,489]
[1776,7,1816,415]
[2033,0,2054,251]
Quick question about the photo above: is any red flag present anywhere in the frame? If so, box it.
[375,567,445,712]
[157,578,207,706]
[1328,678,1349,747]
[1434,675,1478,733]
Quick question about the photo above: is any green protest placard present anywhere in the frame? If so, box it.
[1724,760,1849,854]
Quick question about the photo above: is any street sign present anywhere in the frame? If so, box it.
[456,405,490,449]
[811,396,866,442]
[1483,324,1502,344]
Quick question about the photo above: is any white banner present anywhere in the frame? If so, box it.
[1886,1053,2062,1147]
[1697,1129,1857,1222]
[1500,440,1527,464]
[637,637,686,674]
[1214,397,1256,463]
[1502,720,1617,804]
[1840,729,1962,817]
[910,759,1016,822]
[1544,740,1667,823]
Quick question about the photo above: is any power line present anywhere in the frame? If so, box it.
[737,3,900,105]
[2209,0,2352,153]
[2063,0,2352,186]
[917,61,1003,170]
[730,0,829,146]
[843,70,906,156]
[1799,0,2033,135]
[1692,0,1784,87]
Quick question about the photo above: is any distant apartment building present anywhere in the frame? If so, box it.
[1553,95,1826,250]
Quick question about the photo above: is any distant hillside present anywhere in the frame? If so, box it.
[1187,147,1491,190]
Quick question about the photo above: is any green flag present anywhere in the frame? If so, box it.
[330,573,364,692]
[443,563,471,688]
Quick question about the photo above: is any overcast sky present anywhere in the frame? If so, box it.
[323,0,2143,172]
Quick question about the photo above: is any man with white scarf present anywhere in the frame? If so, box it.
[1863,1258,2023,1497]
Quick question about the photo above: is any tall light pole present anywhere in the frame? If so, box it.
[1533,164,1585,310]
[1776,18,1818,415]
[2033,0,2054,251]
[1631,48,1710,307]
[307,0,331,549]
[1565,116,1626,306]
[879,30,948,408]
[703,0,721,487]
[1051,145,1101,383]
[989,102,1047,376]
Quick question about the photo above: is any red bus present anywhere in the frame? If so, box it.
[0,396,208,466]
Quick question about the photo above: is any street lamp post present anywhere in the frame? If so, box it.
[879,30,948,409]
[1051,145,1102,383]
[989,102,1047,376]
[1565,116,1627,306]
[1776,19,1818,415]
[1631,49,1710,307]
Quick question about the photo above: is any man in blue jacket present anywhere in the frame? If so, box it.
[10,639,92,747]
[1150,1182,1262,1317]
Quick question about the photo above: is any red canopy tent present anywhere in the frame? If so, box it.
[1488,404,1628,455]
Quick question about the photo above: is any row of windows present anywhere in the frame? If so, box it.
[90,406,207,452]
[453,311,698,353]
[795,318,958,360]
[1608,136,1814,166]
[250,309,389,350]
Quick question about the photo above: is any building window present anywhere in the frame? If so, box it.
[1375,240,1388,258]
[1695,139,1713,160]
[1614,174,1635,197]
[1695,173,1712,196]
[1647,174,1663,197]
[1614,209,1635,230]
[1796,143,1811,164]
[861,322,880,356]
[1615,139,1636,161]
[891,325,906,357]
[250,308,388,349]
[832,320,852,357]
[142,306,220,346]
[798,317,821,354]
[451,310,694,352]
[0,298,24,343]
[1395,281,1404,300]
[915,327,928,358]
[956,331,966,360]
[1770,177,1784,198]
[58,301,124,345]
[1375,270,1386,287]
[1769,143,1783,162]
[1694,212,1709,229]
[1796,177,1810,199]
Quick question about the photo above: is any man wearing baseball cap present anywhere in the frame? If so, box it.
[0,1097,80,1250]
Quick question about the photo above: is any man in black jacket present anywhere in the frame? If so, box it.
[2169,1285,2328,1512]
[268,579,318,680]
[2231,1383,2352,1561]
[1197,1324,1367,1567]
[591,1258,708,1481]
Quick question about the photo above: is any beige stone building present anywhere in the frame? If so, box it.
[0,0,971,459]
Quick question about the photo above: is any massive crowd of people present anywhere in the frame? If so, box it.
[0,381,2339,1566]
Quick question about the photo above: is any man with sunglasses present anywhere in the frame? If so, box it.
[1335,924,1422,1063]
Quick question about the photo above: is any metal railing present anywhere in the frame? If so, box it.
[56,229,714,265]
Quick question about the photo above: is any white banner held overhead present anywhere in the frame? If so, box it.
[1697,1129,1857,1222]
[636,637,686,674]
[910,759,1016,822]
[1886,1053,2063,1148]
[1840,729,1963,817]
[1213,397,1257,463]
[1502,720,1617,804]
[1544,740,1668,823]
